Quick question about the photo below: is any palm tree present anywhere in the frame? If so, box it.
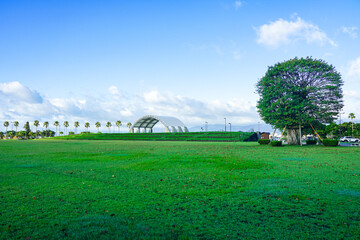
[85,122,90,132]
[95,122,101,133]
[54,121,59,136]
[43,121,49,137]
[4,121,9,139]
[14,121,19,132]
[14,121,19,137]
[34,120,40,138]
[74,121,80,134]
[116,120,122,133]
[106,122,112,133]
[127,122,132,132]
[349,113,356,136]
[63,121,69,135]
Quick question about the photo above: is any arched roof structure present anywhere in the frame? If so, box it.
[130,115,189,133]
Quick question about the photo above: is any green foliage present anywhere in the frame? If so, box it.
[23,122,31,139]
[270,140,282,146]
[258,139,270,145]
[41,130,55,137]
[256,57,343,131]
[68,131,75,135]
[322,139,339,147]
[1,141,360,239]
[306,140,317,145]
[6,130,16,138]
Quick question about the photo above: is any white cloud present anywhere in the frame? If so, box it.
[0,81,43,103]
[342,26,358,39]
[0,82,259,131]
[348,57,360,78]
[108,86,120,95]
[255,16,336,48]
[235,1,243,10]
[143,90,167,103]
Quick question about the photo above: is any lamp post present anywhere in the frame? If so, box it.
[224,118,227,132]
[228,123,232,141]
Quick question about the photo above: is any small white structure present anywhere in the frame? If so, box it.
[130,115,189,133]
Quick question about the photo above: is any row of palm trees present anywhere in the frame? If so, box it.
[2,120,133,136]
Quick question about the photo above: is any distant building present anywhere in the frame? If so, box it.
[130,115,189,133]
[261,132,270,139]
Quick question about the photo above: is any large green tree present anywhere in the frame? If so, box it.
[24,122,31,139]
[256,57,343,145]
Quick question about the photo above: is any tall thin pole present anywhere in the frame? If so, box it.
[299,122,302,146]
[224,118,226,132]
[229,123,232,141]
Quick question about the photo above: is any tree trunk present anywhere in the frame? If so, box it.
[287,128,301,145]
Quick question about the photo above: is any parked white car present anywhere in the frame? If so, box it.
[339,136,359,142]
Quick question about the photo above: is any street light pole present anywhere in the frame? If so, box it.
[224,118,226,132]
[228,123,232,141]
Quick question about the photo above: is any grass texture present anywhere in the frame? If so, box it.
[1,140,360,239]
[54,131,254,142]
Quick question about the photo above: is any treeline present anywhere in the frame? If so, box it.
[296,121,359,139]
[0,120,132,140]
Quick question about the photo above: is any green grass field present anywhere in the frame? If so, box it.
[1,140,360,239]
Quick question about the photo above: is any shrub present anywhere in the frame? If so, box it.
[270,141,282,146]
[306,140,317,145]
[68,131,75,135]
[322,139,338,147]
[258,139,270,145]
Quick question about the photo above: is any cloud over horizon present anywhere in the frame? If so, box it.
[0,82,258,131]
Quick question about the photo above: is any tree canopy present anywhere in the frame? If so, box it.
[256,57,344,144]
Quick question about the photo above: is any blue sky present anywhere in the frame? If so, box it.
[1,0,360,132]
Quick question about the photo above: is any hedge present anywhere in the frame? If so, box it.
[322,139,339,147]
[258,139,270,145]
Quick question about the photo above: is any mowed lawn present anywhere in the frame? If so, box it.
[1,140,360,239]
